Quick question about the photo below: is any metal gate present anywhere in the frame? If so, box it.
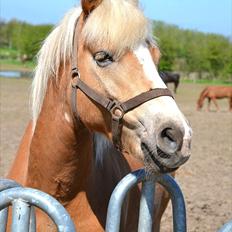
[105,169,186,232]
[0,179,75,232]
[0,169,230,231]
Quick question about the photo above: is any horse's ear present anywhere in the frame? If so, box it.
[81,0,103,16]
[150,45,161,66]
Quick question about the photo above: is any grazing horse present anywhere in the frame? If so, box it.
[7,0,192,231]
[197,86,232,112]
[159,71,180,93]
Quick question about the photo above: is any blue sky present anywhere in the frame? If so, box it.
[1,0,231,37]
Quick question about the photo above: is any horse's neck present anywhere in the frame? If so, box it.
[81,133,141,227]
[26,78,93,204]
[25,76,132,205]
[198,88,208,105]
[25,74,141,228]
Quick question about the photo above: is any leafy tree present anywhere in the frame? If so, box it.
[0,19,52,60]
[1,18,231,81]
[152,20,232,81]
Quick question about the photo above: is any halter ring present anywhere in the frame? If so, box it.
[108,100,125,121]
[71,68,80,88]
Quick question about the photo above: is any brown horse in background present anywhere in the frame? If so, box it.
[197,86,232,111]
[7,0,192,231]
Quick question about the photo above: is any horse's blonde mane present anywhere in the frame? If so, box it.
[32,0,150,123]
[31,7,82,122]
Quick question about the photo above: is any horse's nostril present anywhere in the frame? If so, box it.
[161,128,176,142]
[158,127,184,154]
[161,128,178,150]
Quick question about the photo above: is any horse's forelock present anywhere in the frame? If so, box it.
[82,0,149,58]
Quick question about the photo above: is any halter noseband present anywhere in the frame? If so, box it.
[70,20,173,150]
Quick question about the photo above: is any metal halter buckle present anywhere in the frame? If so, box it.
[71,68,80,88]
[108,100,125,121]
[71,67,80,78]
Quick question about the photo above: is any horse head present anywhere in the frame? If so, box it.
[71,0,192,174]
[32,0,192,175]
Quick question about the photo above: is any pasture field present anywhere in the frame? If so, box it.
[0,78,231,231]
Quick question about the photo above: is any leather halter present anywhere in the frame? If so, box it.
[70,20,173,150]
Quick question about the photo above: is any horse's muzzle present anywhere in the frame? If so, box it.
[142,121,192,173]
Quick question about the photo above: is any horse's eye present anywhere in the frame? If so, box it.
[94,51,114,67]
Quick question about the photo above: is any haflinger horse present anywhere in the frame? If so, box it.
[159,71,180,94]
[197,86,232,112]
[7,0,192,231]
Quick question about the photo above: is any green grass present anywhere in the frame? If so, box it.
[0,59,35,71]
[181,79,232,86]
[0,47,35,71]
[0,47,18,58]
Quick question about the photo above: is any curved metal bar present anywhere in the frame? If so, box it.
[105,169,145,232]
[157,175,187,232]
[0,207,8,232]
[29,206,36,232]
[0,178,22,191]
[0,179,23,232]
[138,180,155,232]
[11,199,31,232]
[0,187,76,232]
[218,220,232,232]
[105,169,186,232]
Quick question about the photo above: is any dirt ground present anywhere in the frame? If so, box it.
[0,78,231,232]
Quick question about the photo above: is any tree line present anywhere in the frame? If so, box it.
[0,19,53,61]
[0,19,231,81]
[153,21,232,81]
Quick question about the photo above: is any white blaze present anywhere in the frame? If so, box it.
[134,44,166,89]
[133,43,192,140]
